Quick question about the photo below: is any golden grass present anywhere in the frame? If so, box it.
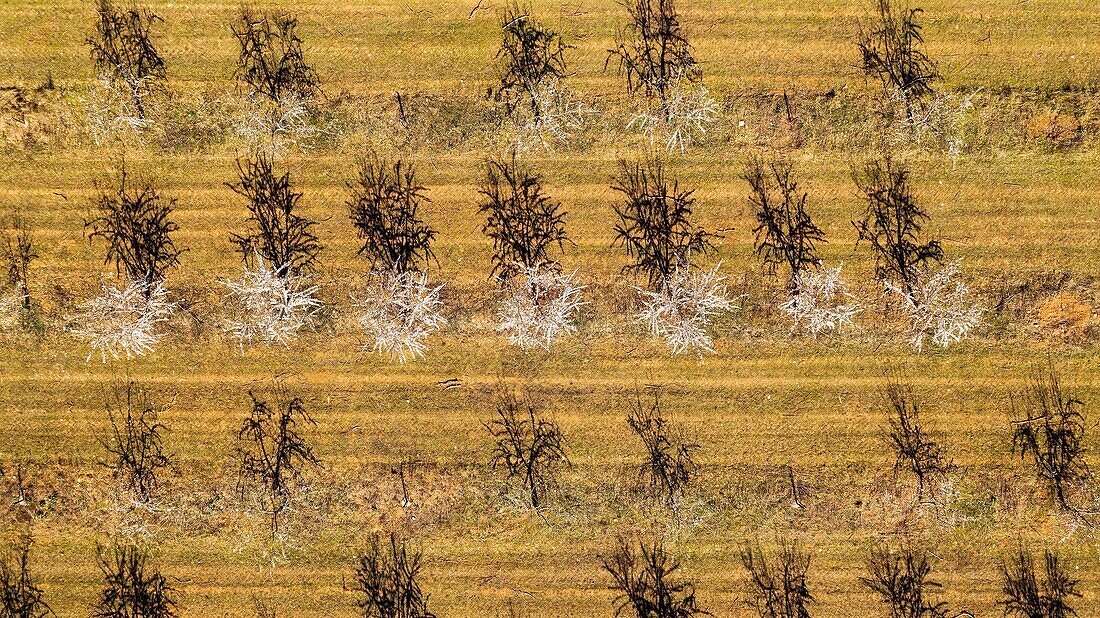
[2,0,1100,616]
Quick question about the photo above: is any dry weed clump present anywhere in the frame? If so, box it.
[1034,291,1094,341]
[1024,110,1081,149]
[0,83,65,149]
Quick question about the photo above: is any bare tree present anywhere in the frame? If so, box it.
[999,548,1081,618]
[741,541,814,618]
[882,381,950,502]
[606,0,700,110]
[229,154,322,276]
[86,162,181,286]
[234,389,320,534]
[2,212,36,312]
[478,154,568,279]
[0,536,51,618]
[602,535,705,618]
[612,158,715,288]
[856,0,938,120]
[94,542,176,618]
[1011,362,1089,513]
[87,0,168,119]
[495,3,569,120]
[852,157,942,295]
[232,6,318,102]
[353,533,435,618]
[861,545,949,618]
[744,156,825,291]
[485,388,569,508]
[99,381,171,503]
[628,391,698,504]
[347,157,436,273]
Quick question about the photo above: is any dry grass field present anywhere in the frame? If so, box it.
[1,1,1100,617]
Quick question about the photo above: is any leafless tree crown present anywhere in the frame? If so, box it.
[1011,363,1089,512]
[999,548,1081,618]
[347,157,436,273]
[882,381,950,502]
[94,543,176,618]
[602,535,705,618]
[87,0,168,118]
[861,545,949,618]
[740,541,814,618]
[612,158,714,288]
[86,163,181,285]
[3,213,36,311]
[744,156,825,290]
[232,6,318,101]
[229,154,322,275]
[234,390,320,533]
[606,0,700,107]
[852,157,942,294]
[478,154,568,279]
[0,537,51,618]
[354,532,435,618]
[856,0,938,116]
[485,388,569,508]
[628,391,698,503]
[99,381,171,503]
[495,3,569,119]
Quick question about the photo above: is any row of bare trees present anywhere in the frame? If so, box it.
[0,530,434,618]
[89,1,317,121]
[96,382,319,535]
[83,0,940,133]
[1,362,1089,616]
[882,362,1091,524]
[98,365,1090,519]
[485,361,1091,527]
[4,531,1080,618]
[61,149,939,293]
[603,534,1083,618]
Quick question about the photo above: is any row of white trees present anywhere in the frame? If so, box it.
[62,257,983,363]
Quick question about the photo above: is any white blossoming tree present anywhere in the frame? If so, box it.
[221,257,322,350]
[512,77,589,153]
[352,268,446,363]
[885,261,983,351]
[346,157,447,362]
[629,77,719,152]
[73,163,182,361]
[779,263,863,337]
[636,264,737,356]
[234,92,323,156]
[497,262,585,351]
[70,278,175,362]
